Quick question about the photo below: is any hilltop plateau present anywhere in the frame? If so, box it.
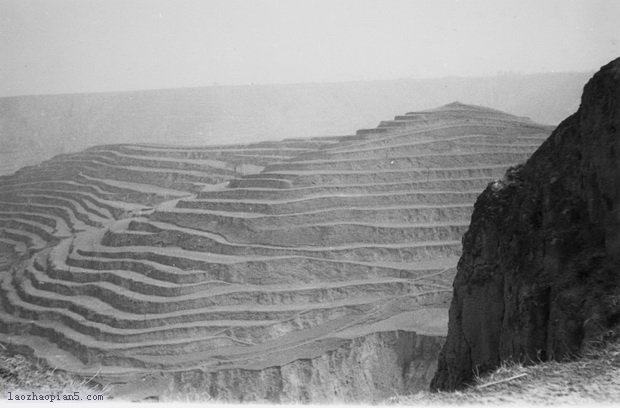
[0,101,553,402]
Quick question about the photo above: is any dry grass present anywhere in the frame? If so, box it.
[0,346,108,400]
[390,340,620,405]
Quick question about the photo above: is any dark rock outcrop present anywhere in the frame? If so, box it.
[431,58,620,391]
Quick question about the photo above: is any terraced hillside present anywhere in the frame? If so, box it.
[0,102,553,402]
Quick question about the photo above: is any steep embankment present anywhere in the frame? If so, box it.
[431,58,620,391]
[0,103,552,402]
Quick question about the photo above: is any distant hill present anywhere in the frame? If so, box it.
[0,72,589,175]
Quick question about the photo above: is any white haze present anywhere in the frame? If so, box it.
[0,0,618,96]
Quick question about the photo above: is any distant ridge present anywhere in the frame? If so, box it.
[0,73,589,175]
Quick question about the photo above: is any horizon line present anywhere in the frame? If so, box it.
[0,70,594,100]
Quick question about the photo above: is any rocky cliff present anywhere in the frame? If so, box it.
[431,57,620,391]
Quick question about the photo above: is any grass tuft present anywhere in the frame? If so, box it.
[0,346,109,400]
[390,340,620,405]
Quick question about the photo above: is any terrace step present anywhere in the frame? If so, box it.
[103,222,463,263]
[252,166,509,186]
[3,266,408,330]
[177,191,481,214]
[7,192,111,221]
[0,228,49,249]
[303,132,544,159]
[346,121,545,151]
[0,187,145,219]
[0,219,58,244]
[0,195,106,230]
[6,277,434,358]
[21,260,443,314]
[67,245,458,285]
[197,175,503,200]
[0,211,64,229]
[140,217,470,246]
[154,204,475,227]
[263,152,533,173]
[1,271,449,370]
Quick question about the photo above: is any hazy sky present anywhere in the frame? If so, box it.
[1,0,619,97]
